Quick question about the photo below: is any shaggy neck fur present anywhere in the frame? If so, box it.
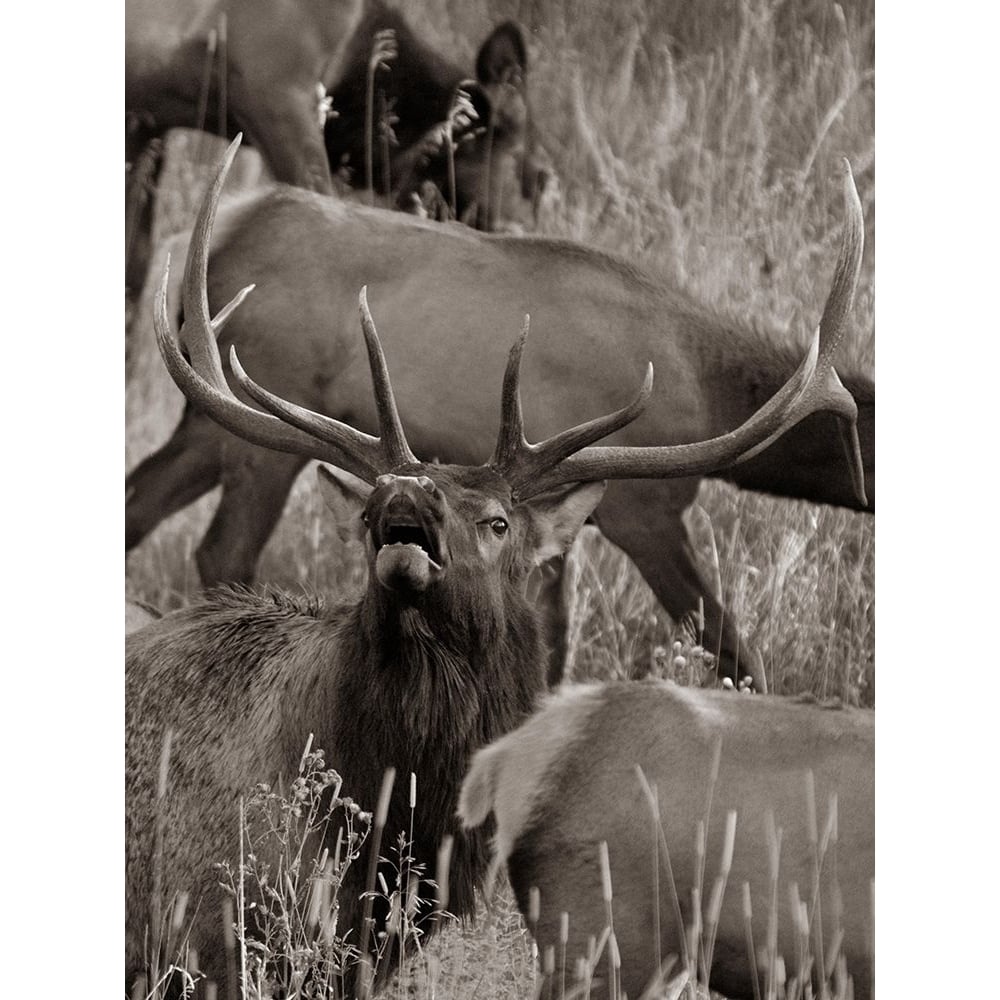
[309,571,547,928]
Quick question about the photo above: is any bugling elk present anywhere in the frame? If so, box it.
[126,0,547,294]
[460,681,874,1000]
[126,137,866,995]
[125,149,872,686]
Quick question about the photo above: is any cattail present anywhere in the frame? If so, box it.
[375,767,395,829]
[599,841,613,905]
[436,835,453,916]
[444,88,478,218]
[742,882,763,1000]
[298,732,315,774]
[543,944,555,975]
[170,891,190,933]
[529,885,541,924]
[559,911,570,1000]
[805,770,818,847]
[221,896,236,1000]
[364,28,397,205]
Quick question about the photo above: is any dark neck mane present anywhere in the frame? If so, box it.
[307,577,546,922]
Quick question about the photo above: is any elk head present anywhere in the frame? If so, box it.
[155,135,865,614]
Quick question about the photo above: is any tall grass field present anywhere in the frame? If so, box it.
[125,0,874,996]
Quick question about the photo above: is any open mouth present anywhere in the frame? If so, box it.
[370,496,446,588]
[377,519,443,571]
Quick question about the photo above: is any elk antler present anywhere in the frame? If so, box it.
[490,316,654,480]
[494,159,867,503]
[153,135,417,483]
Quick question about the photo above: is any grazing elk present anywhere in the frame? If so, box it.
[125,143,871,685]
[459,681,874,999]
[126,0,359,293]
[126,0,545,294]
[126,138,863,993]
[324,2,549,229]
[125,0,361,193]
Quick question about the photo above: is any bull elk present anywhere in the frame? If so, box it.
[459,681,874,999]
[126,137,863,994]
[125,142,871,686]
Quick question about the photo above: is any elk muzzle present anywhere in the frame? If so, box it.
[368,474,447,592]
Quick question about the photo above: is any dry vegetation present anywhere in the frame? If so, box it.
[125,0,874,996]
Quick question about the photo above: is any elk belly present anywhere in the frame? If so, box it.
[375,542,438,591]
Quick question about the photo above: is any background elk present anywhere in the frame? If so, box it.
[126,0,359,295]
[459,681,874,999]
[324,2,549,229]
[126,0,546,298]
[126,138,862,993]
[124,152,871,685]
[126,0,360,193]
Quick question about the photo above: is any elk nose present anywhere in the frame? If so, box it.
[376,473,439,496]
[375,472,437,496]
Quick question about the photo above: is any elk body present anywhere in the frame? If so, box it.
[125,138,864,993]
[125,152,872,684]
[459,681,874,999]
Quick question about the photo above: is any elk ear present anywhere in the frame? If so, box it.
[522,481,606,567]
[316,465,373,546]
[475,22,527,85]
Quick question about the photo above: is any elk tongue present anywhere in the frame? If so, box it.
[375,543,435,592]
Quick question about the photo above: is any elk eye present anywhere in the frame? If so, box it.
[489,518,508,537]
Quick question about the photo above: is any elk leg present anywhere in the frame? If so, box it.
[125,409,223,552]
[593,481,747,684]
[125,133,163,314]
[232,86,333,194]
[195,447,306,586]
[526,557,570,687]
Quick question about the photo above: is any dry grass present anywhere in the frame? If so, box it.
[125,0,874,996]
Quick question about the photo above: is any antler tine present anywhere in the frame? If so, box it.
[177,133,243,393]
[507,160,866,502]
[226,345,384,464]
[154,136,399,484]
[491,315,655,489]
[724,158,867,503]
[489,316,530,470]
[359,287,419,467]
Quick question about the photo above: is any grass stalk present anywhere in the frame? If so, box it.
[357,766,396,999]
